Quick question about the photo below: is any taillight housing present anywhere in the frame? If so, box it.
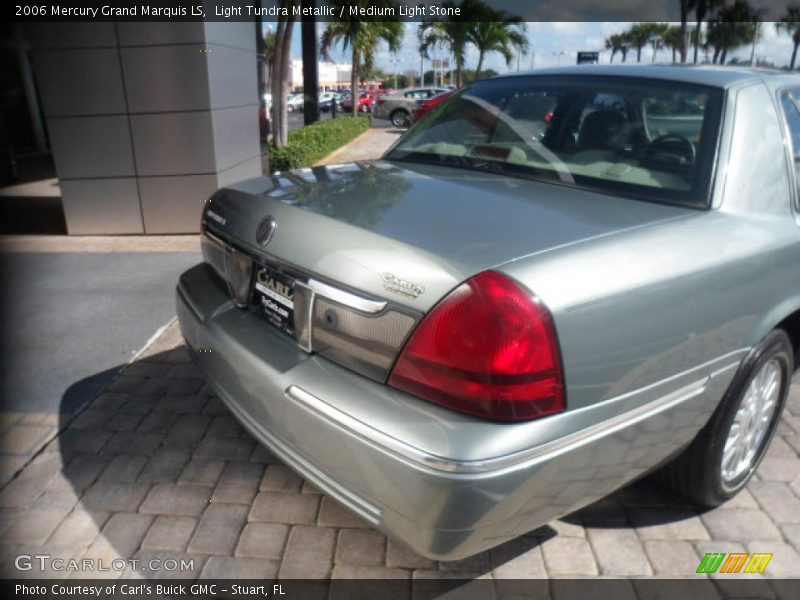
[388,271,564,421]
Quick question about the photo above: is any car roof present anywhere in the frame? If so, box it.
[391,87,446,94]
[498,64,798,90]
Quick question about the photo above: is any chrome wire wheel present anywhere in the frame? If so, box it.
[391,110,410,128]
[721,358,782,486]
[655,329,791,507]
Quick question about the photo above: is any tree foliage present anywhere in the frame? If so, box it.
[418,0,527,86]
[604,33,627,63]
[776,5,800,69]
[321,1,404,115]
[706,1,758,65]
[269,116,370,172]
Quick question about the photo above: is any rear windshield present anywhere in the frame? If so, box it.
[387,75,724,207]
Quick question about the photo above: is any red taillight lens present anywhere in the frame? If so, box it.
[388,271,564,421]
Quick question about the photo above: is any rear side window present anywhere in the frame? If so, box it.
[779,89,800,200]
[644,95,706,141]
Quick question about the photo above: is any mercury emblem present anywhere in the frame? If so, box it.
[256,215,277,246]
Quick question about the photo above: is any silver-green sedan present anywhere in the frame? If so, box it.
[372,86,450,126]
[177,65,800,560]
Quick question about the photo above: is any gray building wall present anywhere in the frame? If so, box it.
[26,22,261,234]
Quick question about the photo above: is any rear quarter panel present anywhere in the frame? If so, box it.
[499,80,799,414]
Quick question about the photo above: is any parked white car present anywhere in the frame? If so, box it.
[287,94,305,112]
[319,92,336,112]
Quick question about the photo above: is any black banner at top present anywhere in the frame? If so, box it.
[9,0,800,22]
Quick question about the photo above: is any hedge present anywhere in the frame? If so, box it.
[269,116,370,172]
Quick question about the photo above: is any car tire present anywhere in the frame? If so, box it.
[656,329,792,507]
[391,109,411,128]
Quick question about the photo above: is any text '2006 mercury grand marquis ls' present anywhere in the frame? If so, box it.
[177,66,800,560]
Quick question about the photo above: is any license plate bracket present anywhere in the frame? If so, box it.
[253,265,296,336]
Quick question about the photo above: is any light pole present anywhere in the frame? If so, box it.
[648,34,662,63]
[552,51,565,66]
[391,55,400,89]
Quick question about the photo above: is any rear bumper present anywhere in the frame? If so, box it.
[176,262,727,560]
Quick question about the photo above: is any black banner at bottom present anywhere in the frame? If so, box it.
[3,579,800,600]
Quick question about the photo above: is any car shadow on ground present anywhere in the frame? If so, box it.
[0,341,722,586]
[560,475,711,531]
[32,338,710,581]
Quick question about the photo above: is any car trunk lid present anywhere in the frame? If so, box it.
[206,159,691,312]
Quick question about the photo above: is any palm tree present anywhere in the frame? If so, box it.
[707,1,758,65]
[321,2,403,116]
[663,25,684,63]
[626,23,652,63]
[692,0,725,63]
[469,17,528,79]
[619,31,632,62]
[680,0,692,62]
[776,6,800,69]
[604,33,625,63]
[269,2,297,148]
[263,28,277,91]
[418,0,486,87]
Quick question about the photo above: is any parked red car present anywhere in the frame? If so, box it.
[342,92,377,113]
[411,91,453,123]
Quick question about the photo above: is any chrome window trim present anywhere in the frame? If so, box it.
[775,86,800,216]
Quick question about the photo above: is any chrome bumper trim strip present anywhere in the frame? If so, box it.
[286,377,711,476]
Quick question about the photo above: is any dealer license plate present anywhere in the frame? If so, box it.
[253,265,295,336]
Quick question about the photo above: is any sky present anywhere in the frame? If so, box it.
[276,21,799,77]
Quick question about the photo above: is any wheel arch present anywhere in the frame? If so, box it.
[755,296,800,371]
[776,309,800,371]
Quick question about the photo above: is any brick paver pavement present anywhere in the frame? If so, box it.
[1,320,800,590]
